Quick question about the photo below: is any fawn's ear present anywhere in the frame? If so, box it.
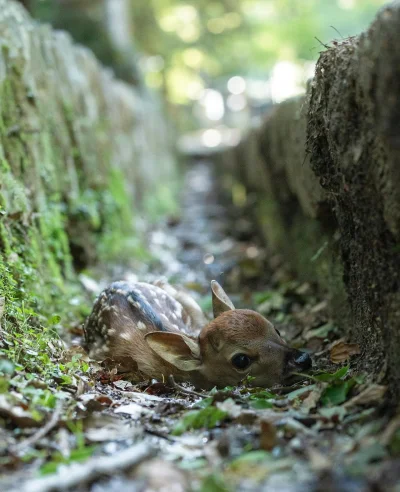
[211,280,235,318]
[145,332,201,372]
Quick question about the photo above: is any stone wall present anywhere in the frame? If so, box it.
[0,1,177,322]
[214,2,400,397]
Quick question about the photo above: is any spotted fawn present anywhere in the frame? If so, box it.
[84,279,311,389]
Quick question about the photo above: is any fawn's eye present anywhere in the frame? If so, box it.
[231,353,252,370]
[275,327,281,337]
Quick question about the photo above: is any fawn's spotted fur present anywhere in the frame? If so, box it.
[84,280,311,389]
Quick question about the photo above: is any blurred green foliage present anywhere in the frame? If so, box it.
[130,0,387,103]
[29,0,387,105]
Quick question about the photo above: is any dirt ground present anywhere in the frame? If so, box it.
[1,162,399,491]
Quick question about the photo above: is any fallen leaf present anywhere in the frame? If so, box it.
[302,386,324,412]
[84,415,138,442]
[79,393,113,412]
[0,395,42,428]
[318,406,347,422]
[216,398,242,418]
[260,420,277,451]
[304,322,335,341]
[120,391,164,403]
[136,459,189,492]
[344,384,387,408]
[172,407,228,436]
[114,403,152,418]
[307,447,331,471]
[313,365,349,382]
[380,415,400,447]
[145,382,174,396]
[320,378,356,406]
[330,341,360,364]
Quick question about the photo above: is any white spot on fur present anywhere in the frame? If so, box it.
[160,313,169,322]
[120,332,133,341]
[137,321,146,331]
[108,329,116,335]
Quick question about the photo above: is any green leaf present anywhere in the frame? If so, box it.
[249,390,276,399]
[48,315,61,325]
[200,474,231,492]
[194,396,214,409]
[172,407,228,436]
[249,398,274,409]
[286,384,317,401]
[320,378,356,406]
[313,365,349,382]
[230,450,272,470]
[39,446,97,475]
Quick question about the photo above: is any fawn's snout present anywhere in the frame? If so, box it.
[286,349,312,372]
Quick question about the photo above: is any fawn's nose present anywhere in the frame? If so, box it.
[293,350,312,370]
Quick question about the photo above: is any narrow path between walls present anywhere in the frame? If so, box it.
[2,162,398,492]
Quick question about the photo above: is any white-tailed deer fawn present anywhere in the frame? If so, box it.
[84,280,311,389]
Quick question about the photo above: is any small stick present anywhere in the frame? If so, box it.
[11,402,64,454]
[167,375,205,398]
[314,37,330,49]
[144,427,176,442]
[330,26,344,39]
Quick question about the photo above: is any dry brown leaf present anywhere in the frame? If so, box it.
[307,447,331,471]
[260,419,277,451]
[344,384,387,408]
[330,341,361,364]
[302,386,324,413]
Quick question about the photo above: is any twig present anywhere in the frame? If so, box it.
[314,37,330,49]
[17,442,154,492]
[167,375,205,398]
[144,426,176,442]
[330,26,344,39]
[11,402,64,454]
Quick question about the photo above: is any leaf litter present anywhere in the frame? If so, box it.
[0,163,399,491]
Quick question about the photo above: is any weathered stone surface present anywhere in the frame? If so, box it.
[0,1,176,314]
[214,3,400,397]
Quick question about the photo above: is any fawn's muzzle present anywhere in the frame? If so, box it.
[293,350,312,370]
[285,349,312,374]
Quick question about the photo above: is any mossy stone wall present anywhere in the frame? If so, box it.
[213,3,400,398]
[0,1,177,331]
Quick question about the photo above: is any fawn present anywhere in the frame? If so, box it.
[84,280,311,389]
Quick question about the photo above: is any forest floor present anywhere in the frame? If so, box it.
[1,162,399,491]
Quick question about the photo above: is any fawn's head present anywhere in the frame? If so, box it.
[145,281,311,389]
